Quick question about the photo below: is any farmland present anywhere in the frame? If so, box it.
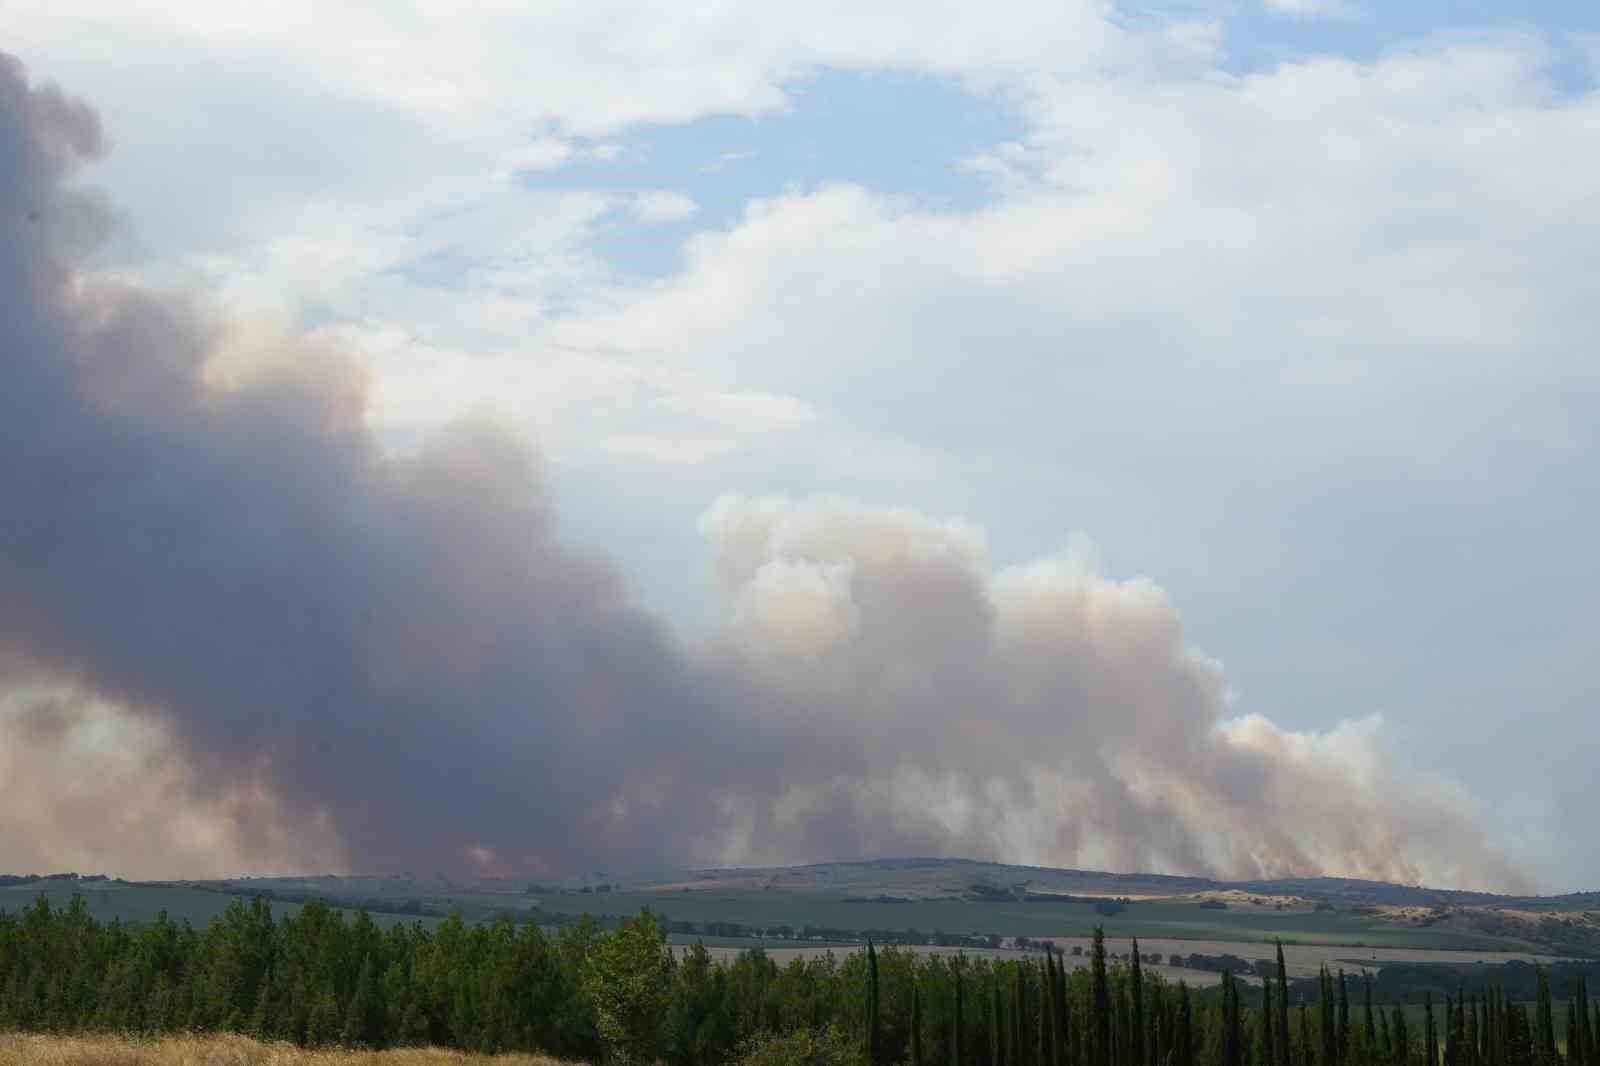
[8,858,1596,964]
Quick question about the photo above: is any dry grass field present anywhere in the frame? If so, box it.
[0,1034,576,1066]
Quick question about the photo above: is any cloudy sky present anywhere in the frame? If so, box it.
[3,1,1598,890]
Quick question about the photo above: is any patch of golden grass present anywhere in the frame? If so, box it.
[0,1033,579,1066]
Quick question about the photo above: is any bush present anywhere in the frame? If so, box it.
[739,1025,862,1066]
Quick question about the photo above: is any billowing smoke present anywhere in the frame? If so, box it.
[0,55,1523,890]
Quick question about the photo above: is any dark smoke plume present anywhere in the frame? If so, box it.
[0,55,1524,890]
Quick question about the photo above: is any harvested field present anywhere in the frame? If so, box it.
[0,1034,571,1066]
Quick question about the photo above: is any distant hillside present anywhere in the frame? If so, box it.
[6,859,1597,958]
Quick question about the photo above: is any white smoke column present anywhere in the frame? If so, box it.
[700,494,1525,891]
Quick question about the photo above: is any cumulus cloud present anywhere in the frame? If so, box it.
[0,51,1538,891]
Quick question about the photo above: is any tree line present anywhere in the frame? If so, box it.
[2,894,1597,1066]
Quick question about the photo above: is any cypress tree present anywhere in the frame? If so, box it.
[1433,992,1446,1066]
[913,981,925,1066]
[1222,972,1243,1066]
[1300,1003,1313,1066]
[1057,950,1074,1066]
[1131,941,1145,1066]
[1092,928,1111,1066]
[1484,985,1497,1062]
[1365,975,1377,1066]
[1468,994,1480,1066]
[1015,965,1028,1066]
[1278,943,1292,1066]
[1338,972,1350,1066]
[1379,1008,1392,1066]
[1047,956,1060,1066]
[1477,992,1489,1066]
[1576,978,1592,1066]
[1446,995,1456,1066]
[1323,970,1338,1066]
[993,979,1005,1066]
[1394,1007,1410,1066]
[954,967,966,1066]
[1568,1002,1580,1066]
[1038,965,1048,1066]
[1114,980,1129,1066]
[1175,984,1194,1066]
[868,941,882,1066]
[1536,971,1556,1066]
[1265,970,1277,1066]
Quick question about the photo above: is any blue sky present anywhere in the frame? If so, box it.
[3,0,1599,887]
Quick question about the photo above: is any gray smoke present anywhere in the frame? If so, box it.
[0,55,1525,890]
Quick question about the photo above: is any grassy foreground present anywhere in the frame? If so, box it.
[0,1033,574,1066]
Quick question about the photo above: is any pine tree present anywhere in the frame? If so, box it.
[340,955,383,1049]
[306,985,340,1048]
[250,967,273,1040]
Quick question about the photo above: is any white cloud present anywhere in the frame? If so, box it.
[631,190,699,223]
[1264,0,1351,16]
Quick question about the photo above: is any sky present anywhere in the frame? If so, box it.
[1,1,1597,891]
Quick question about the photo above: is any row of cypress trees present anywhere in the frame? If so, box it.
[866,929,1599,1066]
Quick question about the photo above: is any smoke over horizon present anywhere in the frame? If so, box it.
[0,55,1528,893]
